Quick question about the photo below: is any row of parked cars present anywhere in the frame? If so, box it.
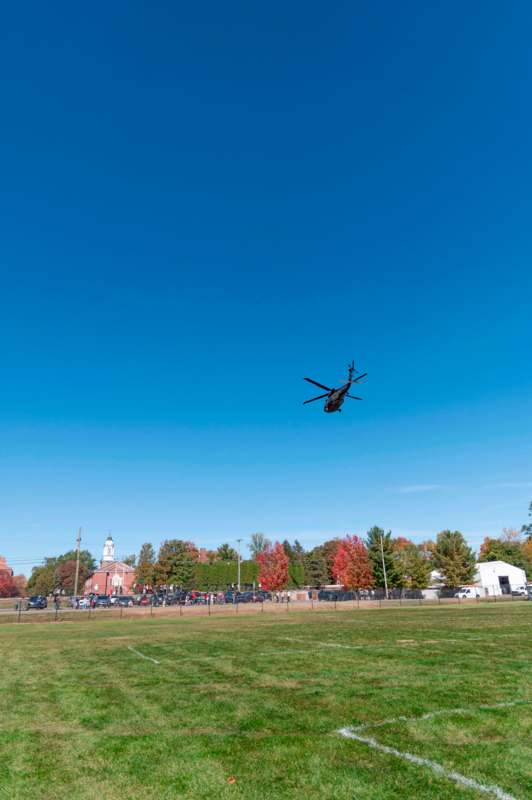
[76,589,274,608]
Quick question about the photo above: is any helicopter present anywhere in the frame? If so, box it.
[303,360,367,413]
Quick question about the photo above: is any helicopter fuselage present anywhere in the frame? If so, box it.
[324,384,349,412]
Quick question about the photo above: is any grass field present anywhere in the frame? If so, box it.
[0,603,531,800]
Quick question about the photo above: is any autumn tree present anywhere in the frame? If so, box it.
[54,559,90,595]
[0,574,18,597]
[257,541,289,591]
[248,532,271,559]
[27,550,96,596]
[332,536,373,590]
[155,540,196,588]
[13,575,27,597]
[432,530,476,588]
[479,531,532,577]
[311,538,342,583]
[121,554,136,567]
[135,543,156,587]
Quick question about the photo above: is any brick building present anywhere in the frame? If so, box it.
[84,536,136,595]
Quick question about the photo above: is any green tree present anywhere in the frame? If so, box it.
[366,527,401,588]
[288,562,305,588]
[121,554,136,567]
[522,501,532,538]
[282,539,295,562]
[27,559,57,595]
[432,530,476,588]
[27,549,97,596]
[248,532,271,559]
[303,551,328,587]
[216,543,238,561]
[155,540,196,588]
[395,543,432,589]
[312,538,341,582]
[136,543,156,587]
[479,532,532,577]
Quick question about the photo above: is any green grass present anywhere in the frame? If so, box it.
[0,604,531,799]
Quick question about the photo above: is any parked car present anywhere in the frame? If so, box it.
[27,595,48,609]
[511,586,527,597]
[456,587,481,599]
[134,594,153,606]
[94,595,111,608]
[116,595,134,607]
[78,597,91,609]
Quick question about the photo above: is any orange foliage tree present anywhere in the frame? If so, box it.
[257,541,289,591]
[0,574,18,597]
[332,535,374,590]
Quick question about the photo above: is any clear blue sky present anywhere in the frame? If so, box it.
[1,1,531,573]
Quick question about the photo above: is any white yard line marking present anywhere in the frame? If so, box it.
[127,645,160,665]
[282,637,365,650]
[338,728,519,800]
[351,699,532,732]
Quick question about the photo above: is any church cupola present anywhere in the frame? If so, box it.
[101,535,115,565]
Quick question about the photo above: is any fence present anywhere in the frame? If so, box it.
[0,590,528,626]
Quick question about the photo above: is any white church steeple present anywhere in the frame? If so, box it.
[101,535,115,565]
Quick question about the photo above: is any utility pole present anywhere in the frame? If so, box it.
[236,538,242,591]
[73,527,82,598]
[380,532,389,600]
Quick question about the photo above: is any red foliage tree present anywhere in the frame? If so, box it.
[332,535,374,590]
[0,574,19,597]
[393,536,414,551]
[257,541,289,591]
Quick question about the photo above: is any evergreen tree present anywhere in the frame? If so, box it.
[366,527,400,588]
[432,530,476,588]
[303,551,328,587]
[293,540,305,563]
[121,554,136,567]
[136,543,156,587]
[288,562,305,588]
[282,539,295,562]
[522,501,532,538]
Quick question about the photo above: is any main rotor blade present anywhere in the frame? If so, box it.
[304,377,333,392]
[346,394,363,400]
[352,372,367,383]
[303,393,329,405]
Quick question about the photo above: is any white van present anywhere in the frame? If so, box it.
[456,586,481,599]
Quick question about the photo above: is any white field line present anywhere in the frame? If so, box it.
[127,645,160,665]
[338,728,519,800]
[351,699,532,733]
[282,637,366,650]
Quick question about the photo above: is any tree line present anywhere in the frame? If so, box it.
[15,503,531,598]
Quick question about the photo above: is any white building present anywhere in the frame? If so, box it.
[474,560,527,596]
[424,560,527,598]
